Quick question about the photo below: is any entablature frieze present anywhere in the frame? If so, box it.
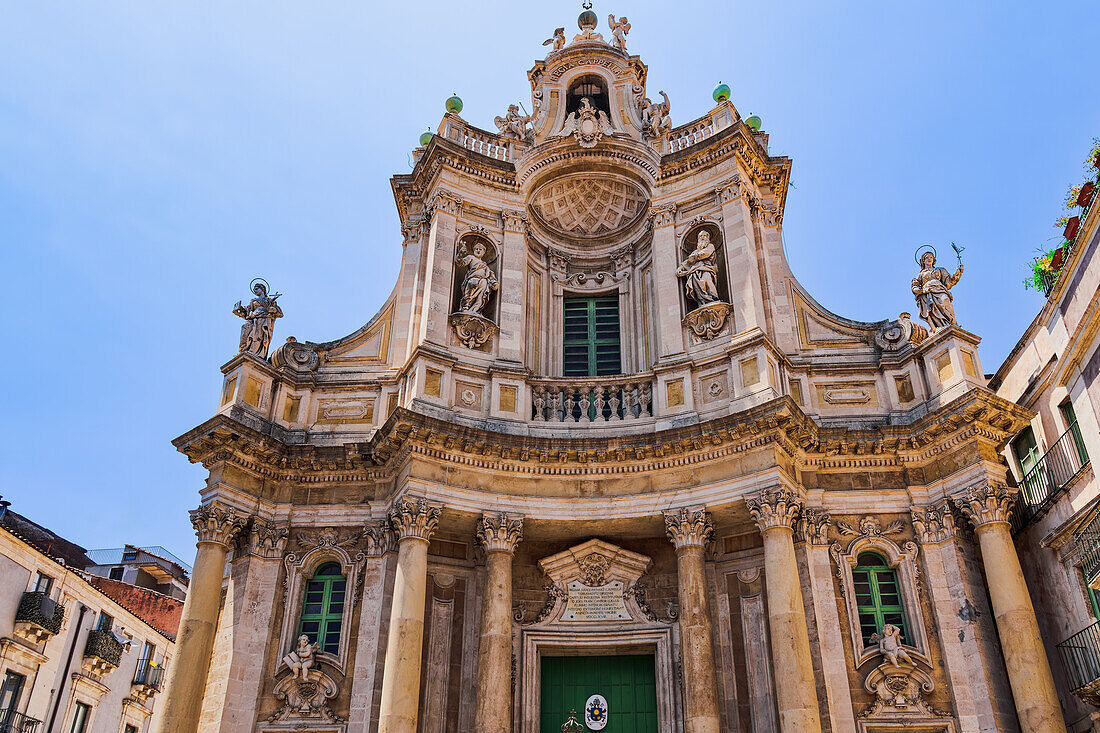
[174,388,1029,489]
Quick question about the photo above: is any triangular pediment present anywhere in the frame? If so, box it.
[538,538,651,586]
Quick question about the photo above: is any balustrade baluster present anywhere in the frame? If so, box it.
[608,388,621,421]
[578,387,592,423]
[563,388,576,423]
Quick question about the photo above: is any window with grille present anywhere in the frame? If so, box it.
[298,563,346,655]
[852,552,907,646]
[563,296,621,377]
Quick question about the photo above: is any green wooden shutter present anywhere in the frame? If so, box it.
[563,296,621,377]
[852,552,907,646]
[298,563,346,654]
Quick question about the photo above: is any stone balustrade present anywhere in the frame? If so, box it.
[666,102,737,154]
[440,116,513,162]
[530,375,653,423]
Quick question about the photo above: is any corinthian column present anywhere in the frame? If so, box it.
[378,498,441,733]
[153,503,246,733]
[664,507,720,733]
[474,512,523,733]
[746,489,821,733]
[955,485,1067,733]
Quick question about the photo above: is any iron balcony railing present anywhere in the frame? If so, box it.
[14,591,64,637]
[0,709,43,733]
[1057,621,1100,698]
[133,659,165,691]
[83,629,124,669]
[1016,422,1091,526]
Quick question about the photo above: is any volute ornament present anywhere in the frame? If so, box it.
[271,337,320,372]
[874,312,928,351]
[682,302,732,341]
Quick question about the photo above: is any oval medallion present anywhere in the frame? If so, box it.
[584,694,608,730]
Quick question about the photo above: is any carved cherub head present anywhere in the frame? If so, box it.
[297,634,312,651]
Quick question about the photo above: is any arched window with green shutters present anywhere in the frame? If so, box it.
[852,551,907,646]
[298,562,346,655]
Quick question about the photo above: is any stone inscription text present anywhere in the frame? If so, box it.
[562,580,629,622]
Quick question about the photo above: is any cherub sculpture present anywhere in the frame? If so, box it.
[640,91,671,138]
[608,14,631,50]
[677,230,722,307]
[233,279,283,358]
[494,104,533,142]
[283,634,320,680]
[543,27,566,52]
[870,624,915,667]
[911,248,963,330]
[455,241,498,314]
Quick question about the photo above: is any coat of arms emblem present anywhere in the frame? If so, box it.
[584,694,608,730]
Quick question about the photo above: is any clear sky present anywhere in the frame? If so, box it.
[2,1,1098,563]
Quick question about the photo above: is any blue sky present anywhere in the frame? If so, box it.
[2,1,1098,562]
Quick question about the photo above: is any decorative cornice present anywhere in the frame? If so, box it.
[247,518,289,559]
[476,512,524,554]
[747,489,802,533]
[189,503,247,547]
[390,498,441,542]
[954,483,1015,530]
[663,506,713,550]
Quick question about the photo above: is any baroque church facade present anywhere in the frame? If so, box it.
[156,10,1067,733]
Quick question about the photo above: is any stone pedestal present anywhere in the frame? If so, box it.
[152,504,245,733]
[378,498,441,733]
[474,512,523,733]
[747,489,821,733]
[664,507,720,733]
[955,485,1067,733]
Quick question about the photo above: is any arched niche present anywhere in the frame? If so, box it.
[678,221,730,315]
[451,231,500,318]
[565,73,611,118]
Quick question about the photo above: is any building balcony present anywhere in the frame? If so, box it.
[0,710,43,733]
[530,374,654,425]
[1015,422,1091,527]
[1057,620,1100,706]
[82,629,124,677]
[131,659,166,702]
[13,591,64,644]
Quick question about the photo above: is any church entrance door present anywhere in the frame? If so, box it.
[539,654,658,732]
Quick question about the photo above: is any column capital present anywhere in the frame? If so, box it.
[427,190,462,219]
[476,512,523,554]
[246,517,289,559]
[390,497,441,542]
[649,203,677,228]
[189,503,247,547]
[747,488,803,533]
[715,175,747,205]
[910,500,961,544]
[502,209,527,234]
[954,484,1014,530]
[664,506,714,550]
[799,508,831,546]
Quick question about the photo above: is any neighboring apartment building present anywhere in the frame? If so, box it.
[0,502,182,733]
[993,151,1100,731]
[84,547,190,601]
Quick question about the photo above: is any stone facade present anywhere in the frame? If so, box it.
[158,11,1067,733]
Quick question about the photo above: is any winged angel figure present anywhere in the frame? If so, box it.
[494,104,533,142]
[639,91,671,138]
[608,14,630,50]
[542,27,566,51]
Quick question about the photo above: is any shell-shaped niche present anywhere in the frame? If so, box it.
[530,174,647,238]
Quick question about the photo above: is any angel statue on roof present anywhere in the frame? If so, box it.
[543,27,566,52]
[608,15,630,50]
[911,246,964,330]
[495,104,533,142]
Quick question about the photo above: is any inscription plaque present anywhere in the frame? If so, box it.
[562,580,629,622]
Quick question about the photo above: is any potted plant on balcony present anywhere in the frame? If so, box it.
[1078,181,1096,208]
[1065,216,1081,242]
[1025,245,1065,295]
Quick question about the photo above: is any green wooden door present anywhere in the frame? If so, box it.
[540,655,658,733]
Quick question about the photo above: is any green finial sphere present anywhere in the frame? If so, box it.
[445,94,463,114]
[419,130,433,147]
[746,114,762,131]
[712,82,731,103]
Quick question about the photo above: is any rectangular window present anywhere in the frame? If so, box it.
[70,702,91,733]
[96,612,113,632]
[563,296,621,377]
[109,567,124,581]
[124,726,138,733]
[33,572,53,594]
[0,671,25,714]
[1061,400,1090,465]
[1012,427,1040,475]
[139,641,156,664]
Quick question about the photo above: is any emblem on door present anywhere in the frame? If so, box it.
[584,694,608,730]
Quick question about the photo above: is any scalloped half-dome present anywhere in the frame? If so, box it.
[530,175,647,237]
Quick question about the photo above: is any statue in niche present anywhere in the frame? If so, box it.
[282,634,320,680]
[495,104,533,142]
[911,247,963,330]
[639,91,671,138]
[677,230,722,307]
[870,624,915,667]
[455,240,498,314]
[233,279,282,358]
[542,27,566,52]
[608,14,631,50]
